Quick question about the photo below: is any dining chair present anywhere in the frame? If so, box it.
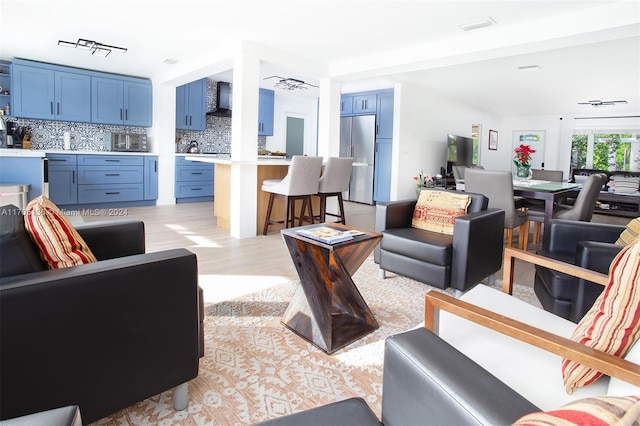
[464,169,529,250]
[314,157,354,224]
[527,173,606,243]
[531,169,563,182]
[261,155,324,235]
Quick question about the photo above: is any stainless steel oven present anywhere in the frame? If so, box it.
[111,132,148,152]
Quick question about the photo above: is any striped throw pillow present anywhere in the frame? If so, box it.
[616,217,640,246]
[513,395,640,425]
[562,236,640,393]
[24,196,97,269]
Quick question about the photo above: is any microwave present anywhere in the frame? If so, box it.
[111,132,148,152]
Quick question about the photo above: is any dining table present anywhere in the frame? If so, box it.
[512,179,580,241]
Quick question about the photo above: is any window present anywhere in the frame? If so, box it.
[571,132,640,171]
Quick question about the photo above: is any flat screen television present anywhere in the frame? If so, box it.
[446,133,474,175]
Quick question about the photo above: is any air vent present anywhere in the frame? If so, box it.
[163,58,178,65]
[459,17,496,31]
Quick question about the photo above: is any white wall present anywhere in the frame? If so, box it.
[265,93,318,156]
[392,82,502,200]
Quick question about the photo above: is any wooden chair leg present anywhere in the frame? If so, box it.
[263,193,275,235]
[506,228,514,247]
[306,195,315,224]
[518,222,529,251]
[319,194,327,223]
[337,193,346,224]
[533,222,542,244]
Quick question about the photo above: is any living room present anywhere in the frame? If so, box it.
[1,1,640,424]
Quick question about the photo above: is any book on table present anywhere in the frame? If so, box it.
[295,226,355,244]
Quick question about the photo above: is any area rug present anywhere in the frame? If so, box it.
[94,256,540,425]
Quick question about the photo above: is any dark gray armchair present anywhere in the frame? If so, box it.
[534,218,624,322]
[374,189,505,293]
[0,205,204,424]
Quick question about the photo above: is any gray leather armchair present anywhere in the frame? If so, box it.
[0,205,204,424]
[374,189,505,292]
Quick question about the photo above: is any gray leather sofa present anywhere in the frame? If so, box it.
[0,205,204,424]
[255,328,538,425]
[374,189,505,292]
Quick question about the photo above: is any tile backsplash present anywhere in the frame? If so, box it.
[3,79,266,153]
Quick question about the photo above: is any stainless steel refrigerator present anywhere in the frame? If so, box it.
[340,115,376,204]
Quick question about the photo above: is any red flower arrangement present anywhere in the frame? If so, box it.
[513,144,536,167]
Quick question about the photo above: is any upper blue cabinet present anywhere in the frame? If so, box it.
[92,77,152,127]
[340,95,353,115]
[12,65,91,122]
[11,59,152,127]
[352,93,377,114]
[176,78,207,131]
[258,88,275,136]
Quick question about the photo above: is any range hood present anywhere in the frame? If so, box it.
[206,81,232,117]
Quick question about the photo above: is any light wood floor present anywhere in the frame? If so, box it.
[80,201,628,302]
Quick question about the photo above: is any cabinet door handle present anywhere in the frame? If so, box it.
[120,109,123,120]
[72,170,75,184]
[125,109,128,121]
[105,192,121,195]
[57,102,60,115]
[185,115,188,126]
[191,172,203,175]
[189,116,192,126]
[191,188,202,191]
[49,158,66,162]
[105,173,121,176]
[50,102,54,115]
[154,160,157,172]
[105,159,120,162]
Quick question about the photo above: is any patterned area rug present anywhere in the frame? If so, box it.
[94,256,540,425]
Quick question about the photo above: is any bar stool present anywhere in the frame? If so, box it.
[315,157,354,224]
[262,155,323,235]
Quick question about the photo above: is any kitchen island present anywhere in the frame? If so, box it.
[186,155,294,233]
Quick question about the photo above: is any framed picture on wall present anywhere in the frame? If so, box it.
[488,129,498,150]
[512,130,546,169]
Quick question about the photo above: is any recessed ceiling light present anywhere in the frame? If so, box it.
[459,17,496,31]
[163,58,178,65]
[518,65,542,72]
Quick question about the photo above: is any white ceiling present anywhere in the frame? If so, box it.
[1,0,638,117]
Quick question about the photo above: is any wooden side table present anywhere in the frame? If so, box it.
[280,224,382,354]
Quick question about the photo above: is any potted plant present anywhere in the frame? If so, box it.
[513,144,536,180]
[414,170,434,197]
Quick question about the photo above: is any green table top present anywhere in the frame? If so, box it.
[512,179,580,192]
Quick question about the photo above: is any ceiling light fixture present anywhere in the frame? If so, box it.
[578,100,628,108]
[518,65,542,71]
[58,38,127,57]
[459,17,496,31]
[264,76,318,91]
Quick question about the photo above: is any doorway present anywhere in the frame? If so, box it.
[286,117,304,156]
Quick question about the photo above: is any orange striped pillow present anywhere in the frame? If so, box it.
[513,395,640,425]
[562,237,640,393]
[24,196,97,269]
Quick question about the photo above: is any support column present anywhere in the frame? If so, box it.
[230,47,260,238]
[317,78,342,158]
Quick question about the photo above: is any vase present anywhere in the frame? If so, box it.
[515,165,532,181]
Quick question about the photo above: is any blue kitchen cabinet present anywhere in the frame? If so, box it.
[340,95,353,116]
[374,138,392,202]
[176,78,207,131]
[12,65,91,122]
[47,154,78,205]
[144,156,158,200]
[92,77,152,127]
[175,156,214,203]
[77,155,144,204]
[352,93,377,114]
[376,92,394,138]
[0,61,11,113]
[258,88,275,136]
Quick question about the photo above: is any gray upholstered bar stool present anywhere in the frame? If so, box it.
[315,157,354,224]
[262,155,323,235]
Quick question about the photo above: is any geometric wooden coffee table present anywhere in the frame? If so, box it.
[280,223,382,354]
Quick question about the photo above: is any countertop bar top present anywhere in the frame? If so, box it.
[185,155,367,167]
[0,149,157,157]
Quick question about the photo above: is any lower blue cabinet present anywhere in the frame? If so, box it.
[175,156,214,203]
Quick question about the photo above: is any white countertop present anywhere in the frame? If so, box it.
[0,149,157,157]
[185,155,368,167]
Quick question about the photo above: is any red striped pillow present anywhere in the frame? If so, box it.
[24,196,97,269]
[513,395,640,425]
[562,237,640,393]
